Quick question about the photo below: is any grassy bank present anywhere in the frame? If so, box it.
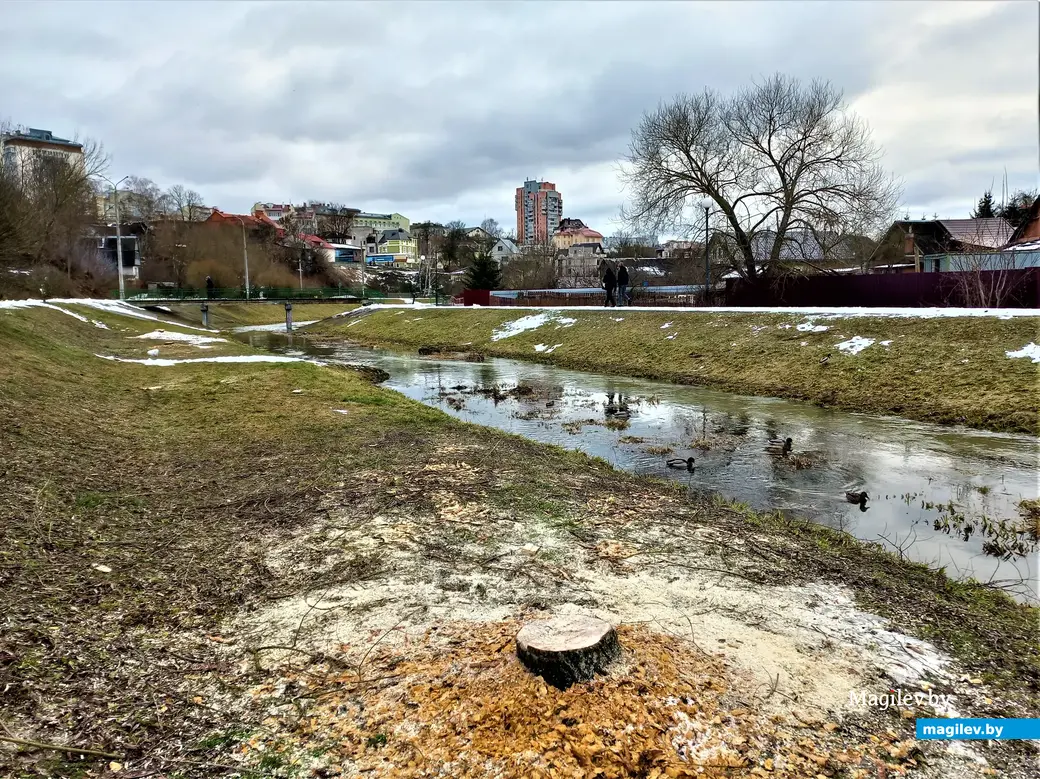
[309,307,1040,435]
[1,302,1036,776]
[161,300,358,328]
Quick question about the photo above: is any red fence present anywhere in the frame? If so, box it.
[723,269,1040,308]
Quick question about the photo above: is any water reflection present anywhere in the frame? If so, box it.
[242,332,1039,602]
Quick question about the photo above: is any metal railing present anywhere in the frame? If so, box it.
[111,286,387,302]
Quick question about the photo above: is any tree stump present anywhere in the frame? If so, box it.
[515,615,621,689]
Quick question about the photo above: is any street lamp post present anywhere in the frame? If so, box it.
[697,200,712,305]
[233,216,251,300]
[99,175,129,300]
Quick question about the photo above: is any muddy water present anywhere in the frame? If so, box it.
[243,332,1039,602]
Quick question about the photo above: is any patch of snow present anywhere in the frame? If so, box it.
[660,322,673,329]
[533,344,550,352]
[534,343,563,354]
[796,322,830,333]
[134,330,227,346]
[1006,343,1040,363]
[50,295,219,330]
[611,317,625,322]
[835,336,876,355]
[665,334,677,340]
[333,409,349,415]
[799,341,808,346]
[555,317,577,329]
[96,354,319,367]
[232,321,318,333]
[777,324,793,329]
[8,269,31,275]
[92,320,109,329]
[490,312,555,341]
[880,340,892,346]
[32,298,220,331]
[0,299,91,322]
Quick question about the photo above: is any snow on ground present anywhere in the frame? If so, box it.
[0,299,90,322]
[880,340,892,346]
[835,336,876,355]
[797,322,830,332]
[1005,343,1040,363]
[95,354,321,367]
[660,322,673,329]
[134,330,228,346]
[0,298,220,332]
[490,312,554,341]
[92,320,109,329]
[555,317,577,328]
[232,321,318,333]
[534,343,563,354]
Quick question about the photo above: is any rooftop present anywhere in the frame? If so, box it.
[4,127,83,150]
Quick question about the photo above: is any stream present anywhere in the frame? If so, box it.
[241,332,1039,603]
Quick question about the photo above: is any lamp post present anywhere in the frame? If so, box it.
[233,215,251,300]
[696,199,712,305]
[99,175,129,300]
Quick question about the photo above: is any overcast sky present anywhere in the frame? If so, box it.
[3,0,1037,237]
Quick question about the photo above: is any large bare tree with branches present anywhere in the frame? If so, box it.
[620,74,901,280]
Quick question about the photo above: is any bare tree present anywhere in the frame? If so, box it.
[620,74,901,280]
[506,234,561,289]
[165,184,209,221]
[314,210,356,243]
[1,125,108,279]
[439,220,471,273]
[947,222,1026,307]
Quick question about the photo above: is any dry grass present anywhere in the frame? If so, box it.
[313,308,1040,434]
[0,304,1037,776]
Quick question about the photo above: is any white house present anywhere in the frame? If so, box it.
[1,128,84,180]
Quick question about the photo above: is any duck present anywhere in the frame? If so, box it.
[545,400,555,408]
[666,457,696,471]
[845,491,869,505]
[765,437,793,455]
[819,353,831,366]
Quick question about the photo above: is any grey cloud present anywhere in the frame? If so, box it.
[1,0,1036,231]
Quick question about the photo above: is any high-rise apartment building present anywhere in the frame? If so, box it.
[515,179,563,245]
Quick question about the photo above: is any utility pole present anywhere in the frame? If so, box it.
[239,217,251,299]
[698,200,712,304]
[298,256,304,290]
[99,176,129,300]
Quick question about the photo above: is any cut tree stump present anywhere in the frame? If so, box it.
[515,615,621,689]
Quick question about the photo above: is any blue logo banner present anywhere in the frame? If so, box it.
[916,718,1040,740]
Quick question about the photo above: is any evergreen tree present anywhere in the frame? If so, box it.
[996,190,1037,230]
[971,191,996,218]
[464,251,501,290]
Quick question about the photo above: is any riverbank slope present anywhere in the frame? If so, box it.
[1,300,1036,777]
[309,306,1040,435]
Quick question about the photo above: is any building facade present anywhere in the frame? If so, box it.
[354,212,410,232]
[553,224,604,251]
[2,127,84,179]
[515,179,563,245]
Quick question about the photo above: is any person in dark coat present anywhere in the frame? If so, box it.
[602,262,617,307]
[616,262,630,307]
[205,275,215,299]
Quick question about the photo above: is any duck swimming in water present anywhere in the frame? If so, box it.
[845,491,869,505]
[766,437,793,455]
[666,457,696,471]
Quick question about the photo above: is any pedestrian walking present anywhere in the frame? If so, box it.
[205,275,215,299]
[617,262,630,307]
[601,260,617,307]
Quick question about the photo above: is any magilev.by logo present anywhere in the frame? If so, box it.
[849,688,954,711]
